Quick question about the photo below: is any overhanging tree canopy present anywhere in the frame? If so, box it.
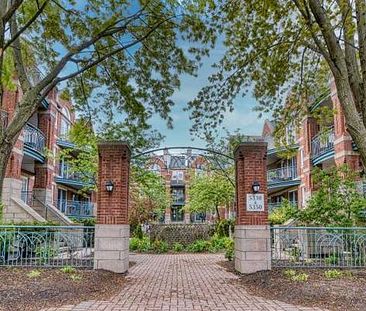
[0,0,215,198]
[189,0,366,168]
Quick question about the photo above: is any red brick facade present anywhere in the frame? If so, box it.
[97,142,131,225]
[234,142,268,225]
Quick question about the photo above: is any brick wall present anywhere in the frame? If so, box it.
[97,142,131,224]
[234,142,268,225]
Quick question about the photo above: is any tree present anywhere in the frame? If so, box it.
[186,172,234,221]
[294,165,366,226]
[0,0,214,200]
[188,0,366,168]
[129,167,170,225]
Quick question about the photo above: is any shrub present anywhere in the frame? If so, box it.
[283,269,297,278]
[187,240,210,253]
[27,270,41,278]
[60,266,77,274]
[215,219,235,237]
[291,273,309,282]
[172,242,184,252]
[152,240,169,253]
[224,239,234,261]
[324,269,343,279]
[133,225,144,239]
[70,274,82,281]
[325,253,339,265]
[129,236,151,252]
[269,200,296,225]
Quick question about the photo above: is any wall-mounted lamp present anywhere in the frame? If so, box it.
[105,180,114,193]
[252,181,260,193]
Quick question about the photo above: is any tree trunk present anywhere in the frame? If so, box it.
[215,205,221,222]
[0,139,14,203]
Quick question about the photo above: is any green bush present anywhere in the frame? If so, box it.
[291,272,309,282]
[209,234,233,252]
[187,240,210,253]
[129,236,151,252]
[325,253,339,265]
[60,266,77,274]
[133,225,144,239]
[324,269,343,279]
[283,269,297,278]
[215,219,235,237]
[152,240,169,253]
[269,200,296,225]
[172,242,184,252]
[224,239,234,261]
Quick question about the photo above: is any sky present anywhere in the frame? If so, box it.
[149,47,269,148]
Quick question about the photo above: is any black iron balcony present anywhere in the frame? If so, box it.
[311,128,335,163]
[267,166,298,183]
[23,123,46,155]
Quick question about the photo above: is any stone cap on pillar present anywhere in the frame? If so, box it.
[234,140,268,159]
[97,141,131,158]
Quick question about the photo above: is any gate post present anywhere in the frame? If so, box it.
[94,141,130,273]
[234,141,271,273]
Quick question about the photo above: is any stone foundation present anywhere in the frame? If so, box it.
[234,225,271,274]
[94,224,129,273]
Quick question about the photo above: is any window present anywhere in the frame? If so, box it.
[60,107,71,139]
[171,171,184,181]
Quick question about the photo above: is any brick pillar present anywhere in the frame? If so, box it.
[33,112,55,205]
[234,141,271,274]
[94,141,130,273]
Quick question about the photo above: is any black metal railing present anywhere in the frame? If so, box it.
[23,123,45,154]
[267,166,298,183]
[311,128,335,159]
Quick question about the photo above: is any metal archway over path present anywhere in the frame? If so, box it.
[95,141,271,275]
[131,146,235,160]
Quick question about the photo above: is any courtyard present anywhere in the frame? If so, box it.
[41,254,324,311]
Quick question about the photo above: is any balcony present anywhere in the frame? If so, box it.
[311,129,335,165]
[267,166,300,191]
[23,123,46,162]
[57,200,94,218]
[55,167,91,189]
[1,110,8,128]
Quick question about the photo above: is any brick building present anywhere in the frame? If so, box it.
[263,80,363,211]
[1,86,96,223]
[148,149,234,224]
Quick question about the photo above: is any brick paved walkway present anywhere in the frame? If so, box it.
[45,254,325,311]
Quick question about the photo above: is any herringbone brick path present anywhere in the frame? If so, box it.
[44,254,325,311]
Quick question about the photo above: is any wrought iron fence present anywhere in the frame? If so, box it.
[57,200,94,218]
[271,226,366,268]
[311,128,335,159]
[267,166,298,183]
[0,226,94,268]
[23,123,46,154]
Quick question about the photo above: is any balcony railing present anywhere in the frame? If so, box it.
[23,123,45,154]
[1,110,8,128]
[267,166,298,183]
[311,129,335,159]
[57,200,94,218]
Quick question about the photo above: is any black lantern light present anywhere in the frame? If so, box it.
[252,181,260,193]
[105,180,114,193]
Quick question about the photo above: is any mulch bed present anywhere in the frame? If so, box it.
[0,264,133,311]
[219,260,366,311]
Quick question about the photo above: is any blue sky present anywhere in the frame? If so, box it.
[150,47,269,147]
